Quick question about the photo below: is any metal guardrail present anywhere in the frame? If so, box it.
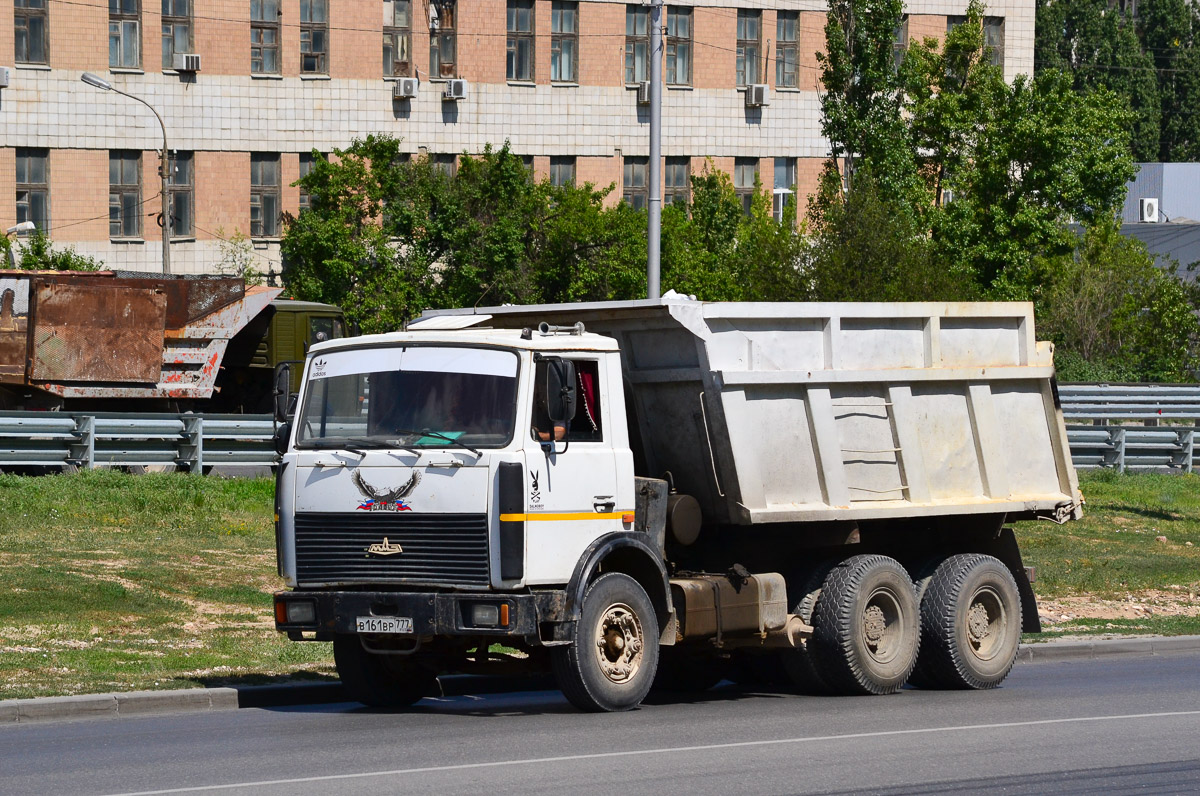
[1,384,1198,474]
[1060,384,1200,472]
[0,412,275,471]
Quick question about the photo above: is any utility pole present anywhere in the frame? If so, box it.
[647,0,663,300]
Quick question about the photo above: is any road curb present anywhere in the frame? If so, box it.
[6,636,1200,725]
[1017,634,1200,664]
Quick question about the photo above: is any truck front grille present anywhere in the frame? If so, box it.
[293,512,490,586]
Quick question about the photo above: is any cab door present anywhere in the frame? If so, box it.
[521,355,622,585]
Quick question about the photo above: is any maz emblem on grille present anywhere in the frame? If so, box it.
[366,537,404,556]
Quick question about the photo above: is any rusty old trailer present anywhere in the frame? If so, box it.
[0,270,280,410]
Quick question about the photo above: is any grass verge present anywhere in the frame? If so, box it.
[0,470,334,700]
[0,469,1197,699]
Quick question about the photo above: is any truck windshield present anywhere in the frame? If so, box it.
[295,346,519,450]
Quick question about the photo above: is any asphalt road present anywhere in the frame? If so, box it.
[2,653,1198,796]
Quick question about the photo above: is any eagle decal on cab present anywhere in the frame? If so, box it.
[353,470,421,512]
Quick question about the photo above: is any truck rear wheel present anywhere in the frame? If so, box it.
[333,634,436,708]
[913,554,1022,690]
[552,572,659,712]
[810,555,920,695]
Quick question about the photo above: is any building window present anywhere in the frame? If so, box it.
[734,157,757,215]
[300,0,328,74]
[507,0,534,81]
[15,0,49,65]
[251,0,280,74]
[110,0,141,68]
[665,7,691,86]
[736,9,760,86]
[551,1,578,83]
[773,157,796,222]
[433,154,457,178]
[383,0,412,77]
[549,156,575,187]
[167,151,193,238]
[15,149,49,233]
[298,152,325,213]
[162,0,191,70]
[625,5,648,84]
[251,153,281,238]
[110,150,141,238]
[429,0,457,78]
[983,17,1005,68]
[776,11,798,88]
[623,156,648,210]
[665,157,689,206]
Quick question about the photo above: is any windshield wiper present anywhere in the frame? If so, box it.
[392,428,483,457]
[297,437,408,456]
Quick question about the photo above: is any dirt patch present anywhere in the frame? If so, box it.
[1038,588,1200,625]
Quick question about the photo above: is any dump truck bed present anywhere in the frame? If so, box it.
[419,299,1082,526]
[0,271,280,403]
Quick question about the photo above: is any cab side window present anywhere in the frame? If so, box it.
[531,358,603,443]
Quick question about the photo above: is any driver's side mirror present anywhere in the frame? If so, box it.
[545,358,577,425]
[273,362,293,422]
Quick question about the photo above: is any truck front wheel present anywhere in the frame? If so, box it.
[912,554,1022,690]
[333,634,437,708]
[552,572,660,712]
[810,555,920,695]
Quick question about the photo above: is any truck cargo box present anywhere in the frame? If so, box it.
[419,299,1082,527]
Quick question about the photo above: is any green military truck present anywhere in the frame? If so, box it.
[214,298,347,413]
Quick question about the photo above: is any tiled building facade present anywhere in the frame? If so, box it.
[1,0,1034,276]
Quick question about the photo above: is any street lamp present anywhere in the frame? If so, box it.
[81,72,172,275]
[4,221,36,268]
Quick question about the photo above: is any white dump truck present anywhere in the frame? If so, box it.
[271,300,1081,711]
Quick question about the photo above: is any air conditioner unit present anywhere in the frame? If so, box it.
[0,67,10,89]
[636,81,650,105]
[393,77,418,99]
[443,79,467,100]
[1140,197,1160,223]
[745,84,769,107]
[172,53,201,72]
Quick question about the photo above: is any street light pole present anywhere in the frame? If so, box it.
[81,72,171,275]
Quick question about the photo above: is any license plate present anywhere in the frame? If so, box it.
[355,615,413,634]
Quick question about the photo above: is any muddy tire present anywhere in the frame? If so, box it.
[781,560,838,694]
[913,554,1022,690]
[810,554,920,695]
[552,572,659,712]
[333,634,436,708]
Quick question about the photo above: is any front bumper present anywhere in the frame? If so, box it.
[274,589,568,642]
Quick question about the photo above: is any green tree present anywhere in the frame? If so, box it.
[6,231,103,271]
[1141,0,1200,161]
[901,1,1136,292]
[818,0,920,202]
[1035,0,1161,162]
[281,136,651,331]
[1038,219,1199,381]
[806,170,975,302]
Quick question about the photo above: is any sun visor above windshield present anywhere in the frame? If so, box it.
[407,314,493,330]
[309,346,517,380]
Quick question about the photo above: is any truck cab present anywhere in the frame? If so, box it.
[274,323,668,710]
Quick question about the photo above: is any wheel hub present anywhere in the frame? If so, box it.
[863,605,887,644]
[593,603,644,684]
[967,602,991,642]
[860,588,904,664]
